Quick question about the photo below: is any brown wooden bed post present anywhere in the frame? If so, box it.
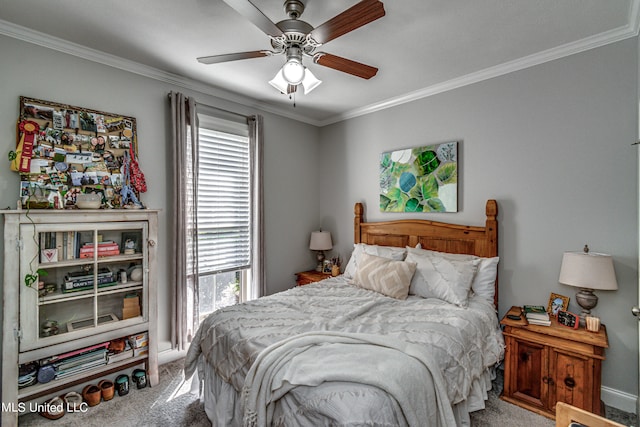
[354,202,364,244]
[485,200,498,257]
[485,199,499,308]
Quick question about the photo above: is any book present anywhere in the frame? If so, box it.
[525,311,549,321]
[79,250,120,259]
[54,349,107,371]
[527,317,551,326]
[62,232,68,260]
[55,358,107,379]
[523,305,546,314]
[56,232,64,261]
[40,341,109,365]
[66,231,74,260]
[523,305,549,321]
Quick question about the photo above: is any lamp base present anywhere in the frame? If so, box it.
[315,251,325,272]
[575,288,598,327]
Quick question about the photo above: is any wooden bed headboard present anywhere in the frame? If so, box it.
[354,200,499,306]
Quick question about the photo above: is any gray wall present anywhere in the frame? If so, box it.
[318,38,639,405]
[0,34,320,354]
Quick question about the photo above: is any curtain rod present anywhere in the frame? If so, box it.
[167,92,251,120]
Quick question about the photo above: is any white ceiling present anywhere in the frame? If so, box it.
[0,0,638,126]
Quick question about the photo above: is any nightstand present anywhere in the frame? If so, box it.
[295,270,331,286]
[500,306,608,419]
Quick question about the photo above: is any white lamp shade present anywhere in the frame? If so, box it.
[309,231,332,251]
[558,251,618,291]
[301,68,322,94]
[269,69,289,93]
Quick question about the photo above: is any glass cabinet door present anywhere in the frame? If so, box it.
[19,221,148,351]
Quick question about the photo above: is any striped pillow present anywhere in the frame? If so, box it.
[353,253,417,299]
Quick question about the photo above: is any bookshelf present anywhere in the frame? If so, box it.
[2,209,158,427]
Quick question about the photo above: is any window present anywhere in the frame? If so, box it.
[195,115,253,321]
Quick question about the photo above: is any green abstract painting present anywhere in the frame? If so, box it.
[379,142,458,212]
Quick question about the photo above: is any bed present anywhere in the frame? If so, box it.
[185,200,504,426]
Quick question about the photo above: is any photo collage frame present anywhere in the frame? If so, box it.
[13,96,144,209]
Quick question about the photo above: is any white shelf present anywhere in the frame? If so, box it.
[37,253,143,269]
[39,282,143,305]
[18,354,149,401]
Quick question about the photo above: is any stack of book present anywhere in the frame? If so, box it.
[63,268,116,293]
[523,305,551,326]
[40,342,109,380]
[79,241,120,258]
[129,332,149,357]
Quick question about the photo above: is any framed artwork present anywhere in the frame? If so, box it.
[379,141,458,212]
[13,96,142,209]
[547,293,569,316]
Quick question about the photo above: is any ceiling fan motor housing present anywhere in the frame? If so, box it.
[272,19,317,55]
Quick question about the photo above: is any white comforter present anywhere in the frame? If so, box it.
[185,276,504,426]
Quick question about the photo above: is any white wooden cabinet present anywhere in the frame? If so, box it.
[2,209,158,427]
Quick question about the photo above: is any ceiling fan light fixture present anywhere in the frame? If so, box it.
[268,69,289,93]
[301,67,322,94]
[282,58,305,85]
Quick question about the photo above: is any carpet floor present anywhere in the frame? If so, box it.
[18,359,636,426]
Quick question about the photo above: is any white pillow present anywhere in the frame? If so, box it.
[405,247,498,304]
[343,243,406,279]
[405,249,480,307]
[352,253,416,300]
[471,257,499,303]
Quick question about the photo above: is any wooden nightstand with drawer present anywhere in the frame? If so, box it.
[295,270,331,286]
[500,306,608,419]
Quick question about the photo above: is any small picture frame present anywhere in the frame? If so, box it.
[120,231,142,255]
[322,260,333,274]
[548,293,569,316]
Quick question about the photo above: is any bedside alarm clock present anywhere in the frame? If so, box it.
[557,310,579,329]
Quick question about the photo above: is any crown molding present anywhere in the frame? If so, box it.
[0,19,322,127]
[319,2,640,126]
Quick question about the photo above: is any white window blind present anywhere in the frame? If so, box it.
[197,123,251,275]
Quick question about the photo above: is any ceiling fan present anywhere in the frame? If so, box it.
[197,0,385,95]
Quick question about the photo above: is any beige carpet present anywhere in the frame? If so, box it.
[17,359,634,426]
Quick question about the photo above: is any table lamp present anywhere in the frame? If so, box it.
[309,231,332,272]
[558,245,617,326]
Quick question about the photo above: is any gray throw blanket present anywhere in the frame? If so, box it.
[241,331,456,427]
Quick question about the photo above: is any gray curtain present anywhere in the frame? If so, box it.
[248,114,266,299]
[170,91,199,350]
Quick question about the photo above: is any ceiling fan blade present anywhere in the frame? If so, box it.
[313,53,378,79]
[309,0,385,45]
[197,51,269,64]
[222,0,284,37]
